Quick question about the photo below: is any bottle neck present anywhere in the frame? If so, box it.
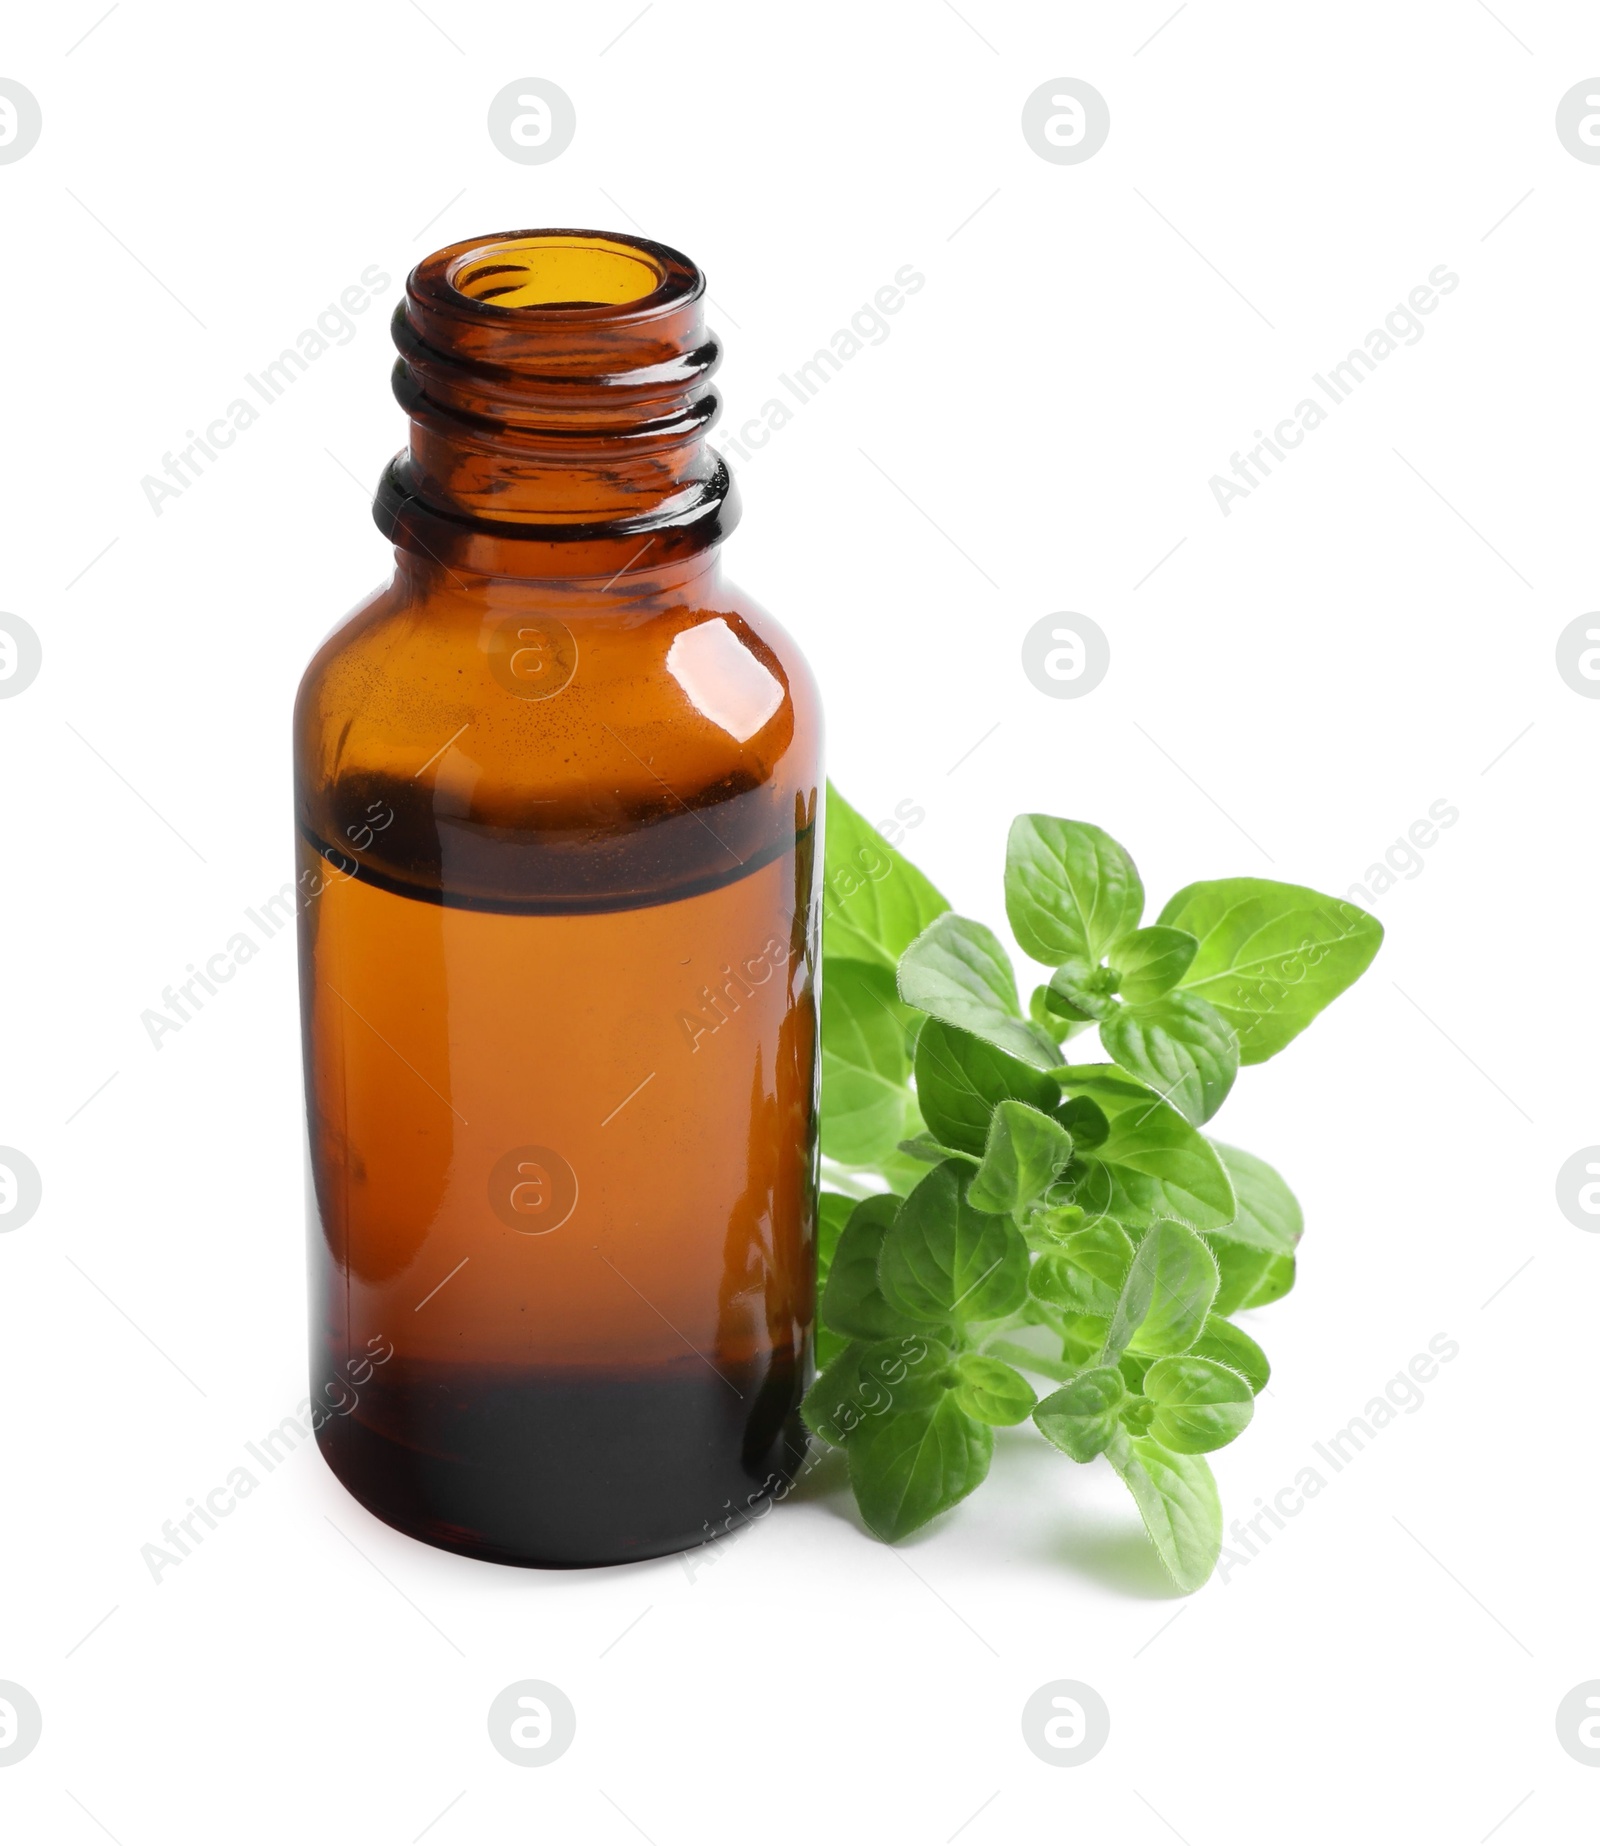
[392,548,726,615]
[373,230,738,583]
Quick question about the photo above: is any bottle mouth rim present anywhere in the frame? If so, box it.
[415,228,703,323]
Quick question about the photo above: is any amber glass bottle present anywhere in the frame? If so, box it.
[294,231,820,1567]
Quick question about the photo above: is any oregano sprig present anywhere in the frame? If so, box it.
[813,785,1381,1590]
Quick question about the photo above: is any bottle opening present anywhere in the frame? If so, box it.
[448,234,665,310]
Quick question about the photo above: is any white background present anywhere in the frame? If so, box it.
[1,0,1595,1838]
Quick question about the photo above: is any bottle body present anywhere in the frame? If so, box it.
[294,232,819,1565]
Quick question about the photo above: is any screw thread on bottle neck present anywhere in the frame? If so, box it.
[374,229,738,581]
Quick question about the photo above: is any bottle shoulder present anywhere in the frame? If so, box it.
[297,572,816,768]
[295,568,820,913]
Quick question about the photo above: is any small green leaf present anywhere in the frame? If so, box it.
[1029,1222,1135,1316]
[968,1100,1074,1216]
[1206,1145,1302,1313]
[1025,1202,1086,1249]
[1211,1142,1303,1254]
[879,1160,1030,1325]
[914,1019,1061,1157]
[896,1132,977,1167]
[823,783,949,970]
[1100,992,1239,1126]
[1033,1365,1127,1462]
[821,960,912,1165]
[898,914,1060,1070]
[1045,959,1119,1022]
[952,1353,1037,1425]
[1247,1252,1295,1307]
[1211,1246,1296,1314]
[1103,1218,1219,1360]
[1188,1316,1270,1393]
[1143,1355,1255,1453]
[1029,983,1090,1043]
[848,1393,993,1539]
[1104,1429,1221,1592]
[1111,925,1198,1002]
[1054,1094,1110,1150]
[1052,1065,1236,1230]
[1005,815,1145,966]
[1118,1394,1155,1436]
[819,1194,911,1340]
[1158,877,1382,1065]
[802,1332,952,1447]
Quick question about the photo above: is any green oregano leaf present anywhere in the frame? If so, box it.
[1157,877,1383,1065]
[898,913,1061,1070]
[1030,983,1089,1044]
[1033,1366,1127,1462]
[1052,1065,1236,1230]
[967,1100,1074,1217]
[1099,991,1239,1126]
[802,1332,952,1448]
[914,1019,1060,1157]
[1005,815,1145,966]
[1103,1218,1219,1361]
[1210,1243,1297,1315]
[820,959,913,1164]
[878,1160,1030,1325]
[1205,1145,1302,1313]
[1142,1355,1255,1453]
[1103,1429,1222,1592]
[952,1353,1038,1425]
[819,1194,911,1340]
[1053,1094,1110,1150]
[1045,959,1119,1022]
[896,1131,977,1168]
[848,1393,993,1539]
[1025,1202,1086,1250]
[1029,1222,1135,1317]
[823,783,948,969]
[1211,1142,1303,1254]
[1188,1315,1271,1393]
[1110,925,1199,1002]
